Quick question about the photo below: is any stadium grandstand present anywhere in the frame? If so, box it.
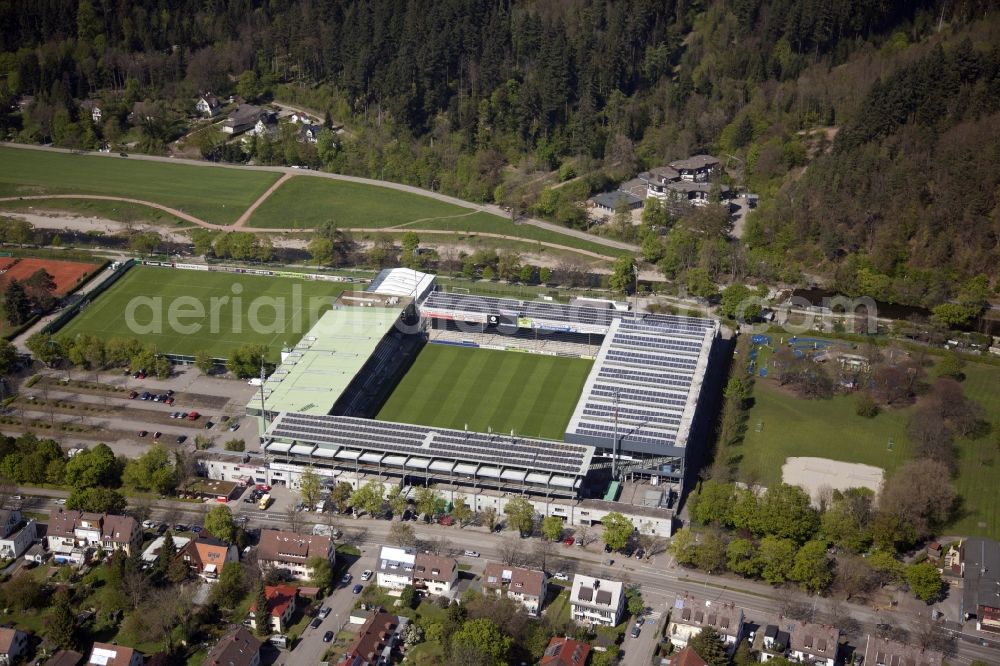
[246,291,421,420]
[262,413,594,498]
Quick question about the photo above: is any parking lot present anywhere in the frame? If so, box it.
[11,366,261,458]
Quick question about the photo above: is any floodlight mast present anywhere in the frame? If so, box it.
[259,361,268,429]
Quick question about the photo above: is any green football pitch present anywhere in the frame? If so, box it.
[376,344,593,440]
[59,266,348,359]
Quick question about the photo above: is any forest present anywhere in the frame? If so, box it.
[0,0,997,309]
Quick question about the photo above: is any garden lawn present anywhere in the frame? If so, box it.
[0,147,279,225]
[377,344,592,440]
[58,265,348,359]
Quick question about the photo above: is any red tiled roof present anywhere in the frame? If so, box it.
[251,585,297,618]
[668,647,709,666]
[540,636,590,666]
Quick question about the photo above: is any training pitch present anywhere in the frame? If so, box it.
[59,266,349,359]
[377,344,593,440]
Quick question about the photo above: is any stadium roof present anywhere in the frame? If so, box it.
[368,267,436,301]
[565,317,717,457]
[421,292,715,335]
[252,305,402,415]
[263,413,594,490]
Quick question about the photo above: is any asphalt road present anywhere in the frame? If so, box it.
[16,488,1000,665]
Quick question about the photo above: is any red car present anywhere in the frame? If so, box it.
[165,397,175,405]
[563,537,575,547]
[256,484,271,492]
[128,391,138,399]
[186,411,199,420]
[437,515,455,526]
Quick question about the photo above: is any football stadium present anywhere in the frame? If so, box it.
[245,268,721,530]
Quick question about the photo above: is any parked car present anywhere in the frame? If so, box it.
[204,421,214,429]
[563,537,575,547]
[128,391,138,399]
[174,524,189,532]
[142,520,155,529]
[352,584,363,594]
[175,435,186,444]
[341,573,352,584]
[553,572,569,581]
[309,618,322,629]
[463,550,480,558]
[360,570,373,581]
[140,392,151,400]
[156,524,168,535]
[138,430,148,437]
[635,549,645,559]
[319,607,331,619]
[166,390,175,396]
[604,544,612,553]
[437,515,455,526]
[630,626,641,638]
[55,498,66,505]
[228,423,240,432]
[153,431,162,439]
[186,411,199,420]
[165,397,175,405]
[323,630,333,642]
[191,526,202,533]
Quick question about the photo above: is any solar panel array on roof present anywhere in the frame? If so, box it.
[565,316,717,456]
[265,413,594,478]
[421,292,715,335]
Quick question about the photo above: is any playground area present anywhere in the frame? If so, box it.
[746,334,870,385]
[781,456,884,506]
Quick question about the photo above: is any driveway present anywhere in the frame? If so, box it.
[275,550,374,665]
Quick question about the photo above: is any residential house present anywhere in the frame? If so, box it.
[223,104,264,135]
[86,643,142,666]
[376,545,415,591]
[863,634,943,666]
[666,647,708,666]
[249,112,278,138]
[540,636,590,666]
[299,123,322,144]
[47,509,141,562]
[961,537,1000,633]
[667,594,745,653]
[257,529,335,580]
[482,562,548,616]
[23,542,46,565]
[140,535,191,565]
[335,611,408,666]
[569,574,624,627]
[412,553,458,597]
[249,585,298,633]
[0,509,36,560]
[101,514,142,555]
[178,533,238,580]
[0,627,28,665]
[753,615,839,665]
[196,93,221,118]
[44,650,84,666]
[204,626,260,666]
[80,99,102,124]
[669,155,720,182]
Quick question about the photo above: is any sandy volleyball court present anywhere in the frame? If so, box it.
[782,456,884,504]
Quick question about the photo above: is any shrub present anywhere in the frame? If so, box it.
[224,438,245,452]
[855,392,879,418]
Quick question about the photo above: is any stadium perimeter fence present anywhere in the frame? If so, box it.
[141,260,367,285]
[43,259,137,336]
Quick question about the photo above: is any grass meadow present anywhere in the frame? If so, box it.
[0,147,279,225]
[59,265,348,359]
[377,344,592,440]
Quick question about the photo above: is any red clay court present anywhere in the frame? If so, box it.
[0,257,101,296]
